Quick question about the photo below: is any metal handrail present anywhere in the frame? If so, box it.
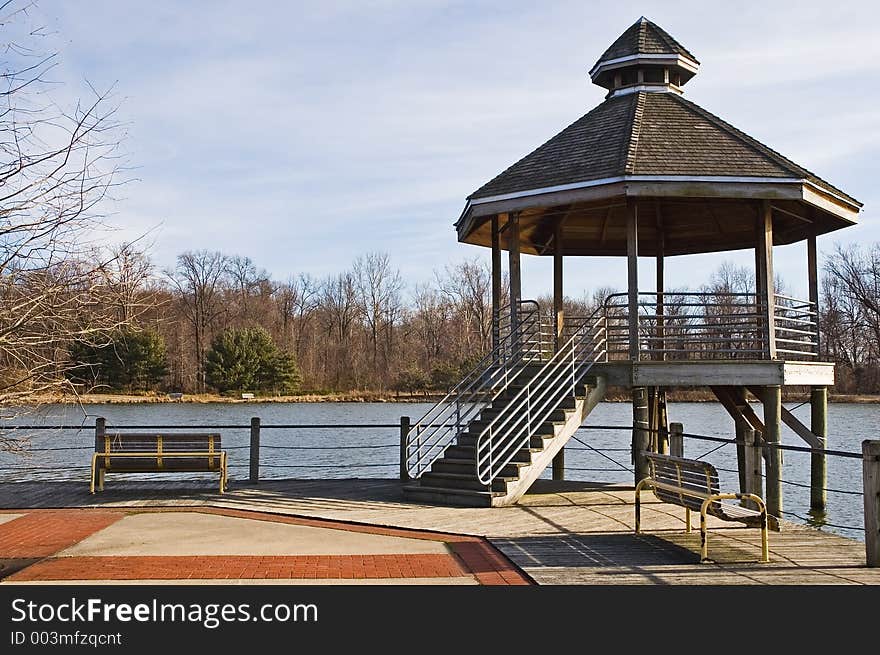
[474,305,608,486]
[405,300,550,478]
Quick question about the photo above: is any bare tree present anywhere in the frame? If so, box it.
[225,254,269,323]
[0,1,128,413]
[353,252,403,379]
[436,258,493,357]
[165,251,230,392]
[275,273,318,358]
[823,243,880,392]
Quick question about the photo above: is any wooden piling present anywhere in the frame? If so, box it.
[810,386,827,510]
[763,385,782,519]
[735,419,748,494]
[399,416,411,481]
[743,427,763,509]
[94,418,106,491]
[669,422,683,458]
[552,448,565,482]
[863,440,880,567]
[249,417,261,484]
[632,387,650,483]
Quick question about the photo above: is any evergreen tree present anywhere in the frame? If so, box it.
[68,328,168,392]
[204,327,301,395]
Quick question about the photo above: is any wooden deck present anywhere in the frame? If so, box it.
[1,478,875,585]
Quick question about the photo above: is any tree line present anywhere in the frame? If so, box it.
[19,242,878,398]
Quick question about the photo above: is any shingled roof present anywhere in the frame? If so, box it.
[593,16,699,69]
[467,91,859,206]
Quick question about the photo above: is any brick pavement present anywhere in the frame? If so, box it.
[0,508,531,585]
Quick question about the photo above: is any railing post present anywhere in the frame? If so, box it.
[94,417,105,490]
[632,387,650,484]
[743,427,763,510]
[763,385,783,520]
[863,440,880,567]
[249,417,260,484]
[810,386,828,510]
[399,416,411,481]
[669,422,683,458]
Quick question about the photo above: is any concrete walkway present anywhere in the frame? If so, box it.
[0,507,530,585]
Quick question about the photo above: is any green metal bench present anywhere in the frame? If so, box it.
[635,452,769,563]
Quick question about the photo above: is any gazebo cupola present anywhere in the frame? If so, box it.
[588,16,699,98]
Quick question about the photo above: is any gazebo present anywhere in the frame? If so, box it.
[403,17,862,512]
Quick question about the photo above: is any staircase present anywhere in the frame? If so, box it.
[403,301,608,507]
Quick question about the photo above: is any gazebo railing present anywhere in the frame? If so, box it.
[597,292,818,360]
[773,294,819,358]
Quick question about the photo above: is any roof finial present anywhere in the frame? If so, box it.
[589,18,700,98]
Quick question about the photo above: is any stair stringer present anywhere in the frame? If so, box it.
[488,375,607,507]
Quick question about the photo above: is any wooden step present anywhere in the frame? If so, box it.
[402,484,500,507]
[430,457,525,478]
[419,472,514,492]
[444,444,537,463]
[479,406,570,423]
[457,432,552,449]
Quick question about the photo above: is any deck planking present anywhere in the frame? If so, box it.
[0,477,875,585]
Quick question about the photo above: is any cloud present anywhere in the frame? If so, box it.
[25,0,879,299]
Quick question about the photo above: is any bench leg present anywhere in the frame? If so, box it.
[761,509,769,563]
[685,507,691,533]
[90,456,98,495]
[634,479,648,534]
[98,469,105,492]
[699,510,709,563]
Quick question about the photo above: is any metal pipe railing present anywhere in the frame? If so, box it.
[405,300,552,478]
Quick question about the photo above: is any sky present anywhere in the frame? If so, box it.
[28,0,880,300]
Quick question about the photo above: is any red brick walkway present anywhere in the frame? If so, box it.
[0,508,531,585]
[9,554,468,581]
[0,511,122,558]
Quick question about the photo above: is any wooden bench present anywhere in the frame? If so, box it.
[634,452,769,563]
[91,432,227,494]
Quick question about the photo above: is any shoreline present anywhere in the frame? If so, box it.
[11,390,880,405]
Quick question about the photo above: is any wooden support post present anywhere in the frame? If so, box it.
[655,206,665,360]
[508,212,521,336]
[863,440,880,567]
[249,416,261,484]
[735,419,748,495]
[647,387,658,451]
[743,427,763,509]
[626,200,640,361]
[491,215,501,352]
[763,386,782,520]
[632,387,650,483]
[808,229,820,355]
[657,389,669,454]
[756,201,777,359]
[669,422,683,458]
[552,448,565,482]
[551,221,565,480]
[399,416,411,482]
[94,417,106,491]
[810,386,827,510]
[553,219,564,352]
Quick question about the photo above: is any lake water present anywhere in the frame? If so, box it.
[0,401,874,542]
